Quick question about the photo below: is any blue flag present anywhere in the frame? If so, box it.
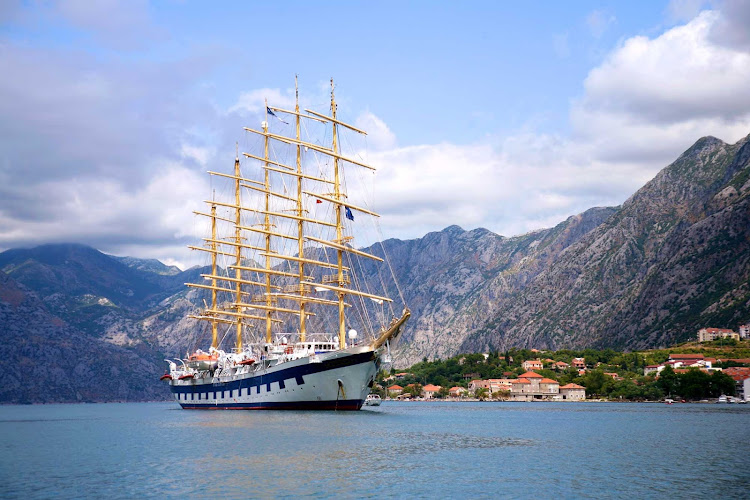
[267,106,288,124]
[345,207,354,221]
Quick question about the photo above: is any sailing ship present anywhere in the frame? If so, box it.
[161,78,410,410]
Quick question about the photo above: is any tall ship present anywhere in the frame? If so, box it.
[161,78,410,410]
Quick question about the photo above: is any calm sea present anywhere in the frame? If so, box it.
[1,401,748,499]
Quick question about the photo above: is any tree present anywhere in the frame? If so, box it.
[656,366,677,398]
[492,389,510,400]
[437,386,450,399]
[708,371,736,397]
[474,387,489,400]
[404,383,423,398]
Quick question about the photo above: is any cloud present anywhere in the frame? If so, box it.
[54,0,162,50]
[230,88,296,115]
[708,0,750,51]
[362,4,750,242]
[2,2,750,270]
[666,0,708,22]
[355,111,397,151]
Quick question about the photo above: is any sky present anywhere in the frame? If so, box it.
[1,0,750,269]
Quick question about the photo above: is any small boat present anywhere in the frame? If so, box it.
[718,395,728,403]
[364,394,382,406]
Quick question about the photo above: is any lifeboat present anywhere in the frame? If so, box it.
[238,359,256,366]
[159,374,172,381]
[185,350,219,371]
[178,373,195,380]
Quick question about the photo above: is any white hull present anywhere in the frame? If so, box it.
[169,345,378,410]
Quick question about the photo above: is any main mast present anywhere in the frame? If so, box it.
[233,150,243,351]
[295,76,307,341]
[331,79,346,349]
[263,102,273,343]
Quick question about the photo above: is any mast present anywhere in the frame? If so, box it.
[331,78,346,349]
[263,102,273,343]
[210,200,218,349]
[233,146,243,351]
[295,75,307,341]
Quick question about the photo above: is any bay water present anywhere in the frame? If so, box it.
[1,401,748,499]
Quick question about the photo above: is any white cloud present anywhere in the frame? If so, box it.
[360,5,750,242]
[666,0,708,22]
[229,88,296,115]
[355,111,397,151]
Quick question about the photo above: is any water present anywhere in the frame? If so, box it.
[1,402,748,499]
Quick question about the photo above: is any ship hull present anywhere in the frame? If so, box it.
[168,346,378,411]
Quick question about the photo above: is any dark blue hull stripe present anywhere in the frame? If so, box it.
[169,350,375,396]
[179,399,364,411]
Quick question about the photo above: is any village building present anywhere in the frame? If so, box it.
[522,359,543,371]
[422,384,442,399]
[509,371,560,401]
[559,383,586,400]
[553,361,570,371]
[644,364,661,376]
[449,386,466,398]
[698,327,739,342]
[739,324,749,339]
[724,367,750,401]
[603,372,622,381]
[387,384,403,397]
[468,379,491,392]
[572,358,586,369]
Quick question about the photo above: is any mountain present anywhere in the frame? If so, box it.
[0,271,168,403]
[452,135,750,358]
[1,134,748,398]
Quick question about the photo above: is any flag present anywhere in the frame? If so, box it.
[316,199,323,204]
[345,207,354,221]
[267,106,288,124]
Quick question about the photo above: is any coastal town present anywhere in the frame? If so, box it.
[375,325,750,403]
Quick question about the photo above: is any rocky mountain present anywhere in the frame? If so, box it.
[459,135,750,353]
[1,134,748,400]
[0,272,168,403]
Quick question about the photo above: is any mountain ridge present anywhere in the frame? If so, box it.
[1,134,748,400]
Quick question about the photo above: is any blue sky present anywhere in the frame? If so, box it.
[1,0,749,267]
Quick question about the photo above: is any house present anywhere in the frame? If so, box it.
[449,386,467,398]
[698,328,739,342]
[510,372,560,401]
[739,324,749,339]
[488,379,515,393]
[644,365,662,376]
[387,384,403,396]
[463,372,480,381]
[724,367,750,401]
[572,358,586,369]
[468,379,490,392]
[559,383,586,400]
[603,372,622,381]
[522,359,543,371]
[669,353,704,363]
[554,361,570,371]
[422,384,442,399]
